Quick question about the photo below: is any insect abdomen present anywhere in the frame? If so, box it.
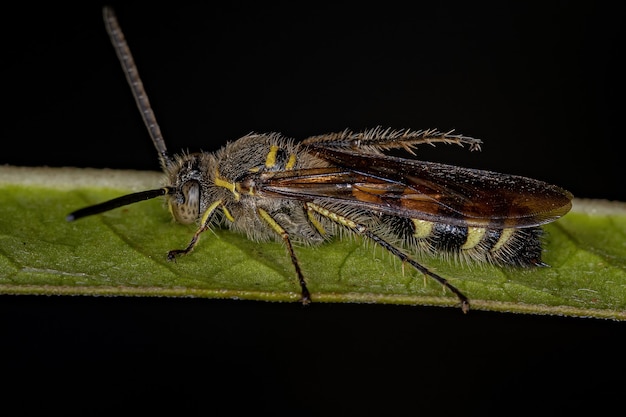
[381,215,544,266]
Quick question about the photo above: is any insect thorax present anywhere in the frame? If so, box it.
[164,133,328,243]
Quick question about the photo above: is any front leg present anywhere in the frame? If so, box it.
[167,200,222,261]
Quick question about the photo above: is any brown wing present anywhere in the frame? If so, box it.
[258,147,573,228]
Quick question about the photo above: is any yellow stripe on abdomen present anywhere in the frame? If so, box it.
[461,226,487,250]
[491,228,515,252]
[411,219,434,239]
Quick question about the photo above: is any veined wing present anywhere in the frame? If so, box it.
[258,148,573,228]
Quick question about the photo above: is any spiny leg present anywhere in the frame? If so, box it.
[302,127,482,153]
[258,208,311,305]
[306,202,470,313]
[364,230,470,313]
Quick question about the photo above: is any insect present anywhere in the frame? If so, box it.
[67,7,573,313]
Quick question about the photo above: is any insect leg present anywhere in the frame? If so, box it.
[302,127,482,154]
[306,202,470,313]
[364,231,470,313]
[167,201,222,261]
[257,208,312,305]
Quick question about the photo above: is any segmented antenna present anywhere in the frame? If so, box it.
[102,6,173,170]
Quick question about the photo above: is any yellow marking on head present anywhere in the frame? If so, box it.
[306,202,357,229]
[411,219,433,239]
[461,226,487,250]
[265,145,280,168]
[285,154,297,170]
[214,168,240,201]
[491,228,515,252]
[248,166,260,173]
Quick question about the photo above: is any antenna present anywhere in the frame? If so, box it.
[102,6,173,170]
[67,8,176,223]
[66,188,170,221]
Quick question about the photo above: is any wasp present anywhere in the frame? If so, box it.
[67,7,573,313]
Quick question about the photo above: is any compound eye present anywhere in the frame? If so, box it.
[169,181,200,224]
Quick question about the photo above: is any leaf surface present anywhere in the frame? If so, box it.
[1,166,625,319]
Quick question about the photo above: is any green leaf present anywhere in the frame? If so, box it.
[1,166,625,319]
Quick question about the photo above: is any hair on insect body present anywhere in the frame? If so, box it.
[67,7,573,313]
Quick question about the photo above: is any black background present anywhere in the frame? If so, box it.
[2,2,624,415]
